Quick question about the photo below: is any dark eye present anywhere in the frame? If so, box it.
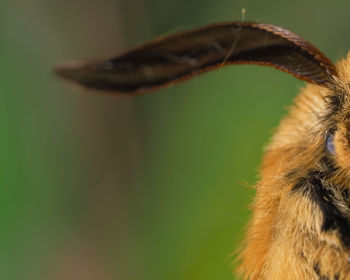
[326,134,335,155]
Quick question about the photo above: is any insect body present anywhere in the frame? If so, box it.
[55,22,350,279]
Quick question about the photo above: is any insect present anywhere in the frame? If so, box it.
[55,22,350,279]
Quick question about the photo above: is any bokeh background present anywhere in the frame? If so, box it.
[2,0,350,279]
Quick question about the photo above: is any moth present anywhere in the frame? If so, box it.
[55,22,350,279]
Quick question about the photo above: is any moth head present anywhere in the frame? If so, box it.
[322,56,350,177]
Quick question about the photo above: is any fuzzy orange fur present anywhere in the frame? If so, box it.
[237,53,350,279]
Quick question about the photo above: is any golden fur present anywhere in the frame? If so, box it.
[238,53,350,279]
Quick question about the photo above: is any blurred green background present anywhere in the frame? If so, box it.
[1,0,350,279]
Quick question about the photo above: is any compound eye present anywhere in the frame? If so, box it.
[326,133,335,155]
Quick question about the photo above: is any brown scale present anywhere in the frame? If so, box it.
[55,22,350,279]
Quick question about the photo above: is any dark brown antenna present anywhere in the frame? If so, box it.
[55,22,337,95]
